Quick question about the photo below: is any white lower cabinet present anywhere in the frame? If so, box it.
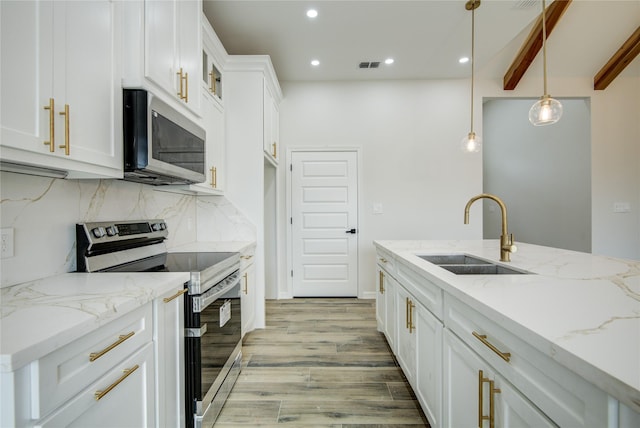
[395,285,417,386]
[35,343,155,428]
[443,329,554,428]
[374,249,629,428]
[240,252,256,336]
[155,287,186,428]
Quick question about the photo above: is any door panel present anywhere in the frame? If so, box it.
[291,151,358,297]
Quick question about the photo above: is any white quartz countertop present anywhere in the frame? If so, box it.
[373,239,640,412]
[0,272,189,372]
[0,240,256,373]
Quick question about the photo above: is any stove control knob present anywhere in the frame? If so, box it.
[92,227,106,238]
[105,226,118,236]
[160,222,167,230]
[151,222,162,231]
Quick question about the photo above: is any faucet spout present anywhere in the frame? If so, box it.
[464,193,517,262]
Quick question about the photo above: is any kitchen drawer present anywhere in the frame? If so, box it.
[395,261,443,321]
[444,294,608,427]
[34,303,153,419]
[35,342,155,428]
[376,249,396,276]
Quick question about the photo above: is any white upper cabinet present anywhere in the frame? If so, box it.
[263,84,280,165]
[0,0,123,179]
[122,0,202,118]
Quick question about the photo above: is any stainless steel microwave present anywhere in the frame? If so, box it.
[123,89,205,185]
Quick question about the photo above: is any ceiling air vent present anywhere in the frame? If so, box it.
[359,61,380,69]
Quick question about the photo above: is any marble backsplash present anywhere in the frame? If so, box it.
[0,171,255,288]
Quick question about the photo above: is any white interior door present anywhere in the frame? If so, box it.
[291,151,358,297]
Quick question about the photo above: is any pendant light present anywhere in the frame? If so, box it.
[461,0,481,153]
[529,0,563,126]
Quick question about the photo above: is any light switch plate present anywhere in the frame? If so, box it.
[613,202,631,213]
[373,203,383,214]
[1,228,14,258]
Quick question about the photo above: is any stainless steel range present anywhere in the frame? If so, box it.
[76,220,243,428]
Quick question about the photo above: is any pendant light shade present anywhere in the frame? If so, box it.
[461,0,481,153]
[529,0,562,126]
[529,94,563,126]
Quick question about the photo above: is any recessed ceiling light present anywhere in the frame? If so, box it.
[384,58,394,65]
[459,57,470,64]
[311,59,320,66]
[306,9,318,18]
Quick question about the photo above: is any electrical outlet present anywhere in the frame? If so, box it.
[613,202,631,213]
[1,228,15,258]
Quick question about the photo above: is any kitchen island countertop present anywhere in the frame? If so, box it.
[373,239,640,413]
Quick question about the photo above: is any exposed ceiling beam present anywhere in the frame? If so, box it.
[593,26,640,90]
[503,0,572,91]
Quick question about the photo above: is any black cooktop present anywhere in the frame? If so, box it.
[102,251,238,273]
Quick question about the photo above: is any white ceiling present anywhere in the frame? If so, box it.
[202,0,640,83]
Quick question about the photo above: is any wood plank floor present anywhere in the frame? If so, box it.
[216,298,430,427]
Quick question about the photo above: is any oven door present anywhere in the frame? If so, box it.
[185,274,242,427]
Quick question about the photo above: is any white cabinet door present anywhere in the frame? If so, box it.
[415,301,443,428]
[443,330,555,428]
[241,262,256,336]
[145,0,201,116]
[263,84,279,164]
[383,271,397,353]
[155,287,186,428]
[0,0,122,178]
[395,285,417,387]
[35,343,155,428]
[376,267,387,332]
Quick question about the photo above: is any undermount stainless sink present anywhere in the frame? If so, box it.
[417,253,530,275]
[418,254,491,265]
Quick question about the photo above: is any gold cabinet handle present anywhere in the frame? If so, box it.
[43,98,55,152]
[210,166,217,188]
[472,331,511,362]
[89,331,135,362]
[489,380,501,428]
[184,71,189,103]
[242,272,248,294]
[405,297,410,329]
[380,258,387,263]
[209,70,216,94]
[241,255,253,260]
[408,299,415,333]
[94,365,139,401]
[479,370,489,427]
[272,142,277,158]
[378,271,384,294]
[177,68,188,101]
[59,104,70,155]
[163,288,187,303]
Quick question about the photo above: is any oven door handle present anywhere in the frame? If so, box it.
[195,274,240,313]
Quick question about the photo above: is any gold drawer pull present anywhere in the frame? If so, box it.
[380,258,387,263]
[58,104,70,155]
[89,331,135,362]
[241,255,253,260]
[472,331,511,362]
[163,288,187,303]
[94,365,139,401]
[43,98,55,152]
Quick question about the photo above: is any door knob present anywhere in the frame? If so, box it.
[345,228,357,234]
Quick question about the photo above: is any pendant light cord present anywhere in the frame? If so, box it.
[470,5,475,133]
[542,0,548,96]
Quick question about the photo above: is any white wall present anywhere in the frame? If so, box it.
[279,80,485,298]
[278,70,640,298]
[483,98,592,253]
